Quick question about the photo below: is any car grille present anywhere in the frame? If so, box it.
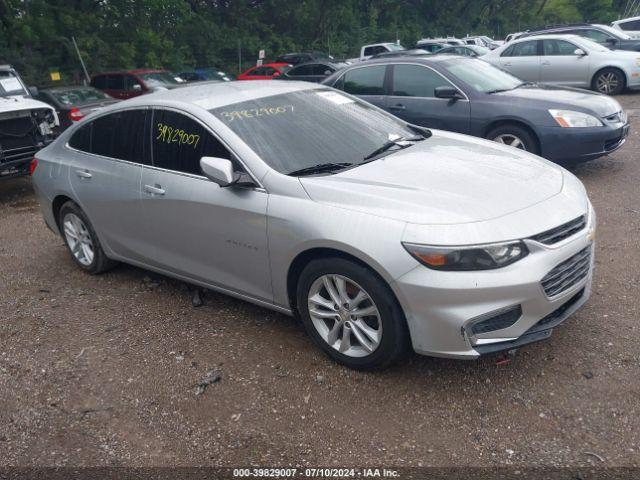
[541,247,591,297]
[0,116,41,165]
[529,215,586,245]
[0,144,39,165]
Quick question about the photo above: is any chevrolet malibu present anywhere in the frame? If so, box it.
[31,81,596,370]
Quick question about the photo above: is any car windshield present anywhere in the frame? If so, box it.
[598,24,631,39]
[470,45,491,55]
[138,72,180,87]
[574,36,614,52]
[387,44,406,51]
[443,58,523,92]
[0,70,28,97]
[50,87,110,106]
[210,89,417,175]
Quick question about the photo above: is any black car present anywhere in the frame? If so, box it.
[322,56,629,163]
[274,51,333,65]
[519,23,640,51]
[37,85,119,132]
[435,45,490,57]
[278,61,347,83]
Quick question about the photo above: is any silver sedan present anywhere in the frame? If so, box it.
[483,34,640,95]
[31,81,595,369]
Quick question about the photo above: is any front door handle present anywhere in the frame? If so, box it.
[389,104,406,111]
[75,169,92,179]
[541,61,551,66]
[502,62,512,66]
[144,184,165,196]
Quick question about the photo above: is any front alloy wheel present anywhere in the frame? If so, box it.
[296,257,409,370]
[593,68,625,95]
[308,274,382,357]
[493,133,527,150]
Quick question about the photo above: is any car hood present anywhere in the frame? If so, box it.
[300,131,564,226]
[494,84,621,117]
[0,96,56,115]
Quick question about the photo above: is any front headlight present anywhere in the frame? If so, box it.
[549,109,603,128]
[403,241,529,271]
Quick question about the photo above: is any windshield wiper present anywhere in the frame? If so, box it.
[362,135,425,162]
[288,162,353,177]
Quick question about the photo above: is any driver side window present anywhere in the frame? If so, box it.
[151,109,236,176]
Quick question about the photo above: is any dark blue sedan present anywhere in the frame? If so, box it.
[322,56,629,163]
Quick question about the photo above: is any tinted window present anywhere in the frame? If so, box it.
[68,123,92,152]
[620,19,640,30]
[290,64,314,76]
[249,67,265,76]
[312,64,333,75]
[106,75,125,90]
[91,110,147,163]
[152,109,231,175]
[91,75,106,89]
[503,41,538,56]
[391,65,450,97]
[340,66,386,95]
[543,39,580,55]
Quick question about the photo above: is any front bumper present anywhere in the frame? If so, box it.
[538,121,630,163]
[392,214,596,359]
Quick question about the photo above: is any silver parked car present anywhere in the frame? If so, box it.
[31,81,596,369]
[483,34,640,95]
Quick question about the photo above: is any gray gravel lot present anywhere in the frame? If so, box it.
[0,94,639,470]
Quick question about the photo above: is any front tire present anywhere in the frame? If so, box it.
[59,201,117,274]
[296,257,409,370]
[486,124,539,154]
[592,68,625,95]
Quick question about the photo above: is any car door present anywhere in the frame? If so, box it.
[67,109,150,261]
[386,63,471,133]
[285,64,315,82]
[333,64,388,110]
[104,74,127,99]
[139,108,271,301]
[540,39,590,87]
[498,40,541,82]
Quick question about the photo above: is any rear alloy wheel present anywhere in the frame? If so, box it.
[296,258,409,370]
[592,68,625,95]
[59,201,117,274]
[487,124,538,154]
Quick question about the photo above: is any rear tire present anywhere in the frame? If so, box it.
[296,257,409,370]
[591,68,625,95]
[486,124,539,154]
[58,201,117,274]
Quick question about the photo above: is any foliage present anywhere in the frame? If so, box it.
[0,0,628,85]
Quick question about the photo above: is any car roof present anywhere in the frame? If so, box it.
[351,55,470,68]
[613,16,640,24]
[117,80,321,111]
[290,60,345,68]
[509,33,585,42]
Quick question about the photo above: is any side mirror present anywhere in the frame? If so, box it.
[28,86,39,97]
[272,71,281,77]
[434,85,464,100]
[574,48,587,56]
[605,37,616,44]
[324,70,332,76]
[200,157,237,187]
[132,84,142,91]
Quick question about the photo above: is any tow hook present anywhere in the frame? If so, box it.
[496,349,518,366]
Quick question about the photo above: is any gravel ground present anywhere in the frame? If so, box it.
[0,94,639,471]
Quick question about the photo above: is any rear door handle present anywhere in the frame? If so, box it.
[144,184,165,196]
[389,104,406,111]
[502,62,512,66]
[75,169,92,179]
[541,61,551,66]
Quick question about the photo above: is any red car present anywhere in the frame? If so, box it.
[237,62,291,81]
[90,69,183,99]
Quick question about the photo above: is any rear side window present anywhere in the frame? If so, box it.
[313,64,333,75]
[151,109,231,176]
[620,19,640,30]
[290,64,314,76]
[580,29,612,42]
[106,75,125,90]
[502,40,538,57]
[91,110,148,163]
[68,123,92,151]
[391,65,450,97]
[338,66,386,95]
